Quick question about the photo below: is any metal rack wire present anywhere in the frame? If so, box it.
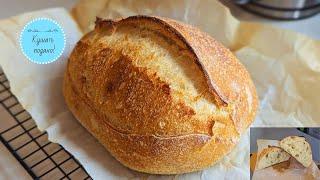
[0,70,92,180]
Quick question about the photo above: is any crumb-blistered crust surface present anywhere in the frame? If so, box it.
[63,15,258,174]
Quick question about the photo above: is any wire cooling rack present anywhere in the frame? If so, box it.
[0,69,92,180]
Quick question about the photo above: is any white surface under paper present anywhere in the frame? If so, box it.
[0,0,320,179]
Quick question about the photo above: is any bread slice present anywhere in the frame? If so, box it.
[256,146,290,170]
[280,136,313,167]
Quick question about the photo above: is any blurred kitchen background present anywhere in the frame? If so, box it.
[0,0,319,40]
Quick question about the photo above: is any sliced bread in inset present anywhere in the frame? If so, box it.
[279,136,312,167]
[256,146,290,170]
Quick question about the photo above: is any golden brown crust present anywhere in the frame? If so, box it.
[152,16,258,133]
[95,16,258,133]
[63,15,258,174]
[64,71,237,174]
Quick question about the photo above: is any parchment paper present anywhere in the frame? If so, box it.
[252,139,320,180]
[0,0,319,179]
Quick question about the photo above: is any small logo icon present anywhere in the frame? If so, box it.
[20,18,66,64]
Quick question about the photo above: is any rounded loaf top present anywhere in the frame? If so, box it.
[63,15,258,174]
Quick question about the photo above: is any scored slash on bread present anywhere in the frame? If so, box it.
[63,15,258,174]
[279,136,313,168]
[256,146,290,170]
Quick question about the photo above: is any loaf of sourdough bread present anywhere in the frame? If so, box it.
[280,136,313,167]
[256,146,290,170]
[63,16,258,174]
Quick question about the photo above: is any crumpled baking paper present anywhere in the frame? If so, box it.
[0,0,319,179]
[252,139,320,180]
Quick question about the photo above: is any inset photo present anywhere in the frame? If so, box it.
[250,128,320,180]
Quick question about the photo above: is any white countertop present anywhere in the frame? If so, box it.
[0,0,77,19]
[0,0,319,40]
